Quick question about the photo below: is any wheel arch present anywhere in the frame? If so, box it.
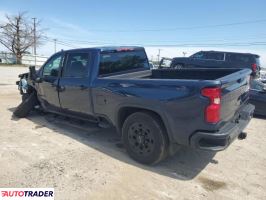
[116,106,172,143]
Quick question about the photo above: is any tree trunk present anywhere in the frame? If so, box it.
[16,53,22,64]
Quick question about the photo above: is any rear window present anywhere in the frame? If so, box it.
[256,57,261,66]
[99,50,149,76]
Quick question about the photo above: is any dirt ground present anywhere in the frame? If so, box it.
[0,66,266,200]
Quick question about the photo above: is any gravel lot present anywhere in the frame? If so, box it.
[0,66,266,200]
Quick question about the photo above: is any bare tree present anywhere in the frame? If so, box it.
[0,12,43,64]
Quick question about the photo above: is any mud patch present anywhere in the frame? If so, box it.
[198,176,227,191]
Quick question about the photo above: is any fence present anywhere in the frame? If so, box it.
[0,52,48,66]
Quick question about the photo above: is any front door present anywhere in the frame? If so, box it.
[36,53,63,111]
[58,52,93,117]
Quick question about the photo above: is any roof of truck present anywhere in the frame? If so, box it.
[197,50,259,57]
[62,46,144,53]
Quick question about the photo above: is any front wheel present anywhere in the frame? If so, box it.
[14,92,38,118]
[122,112,169,165]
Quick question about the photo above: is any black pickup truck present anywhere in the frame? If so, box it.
[15,46,254,165]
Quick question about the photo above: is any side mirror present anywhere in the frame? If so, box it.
[29,66,37,80]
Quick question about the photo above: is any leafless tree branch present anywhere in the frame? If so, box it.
[0,12,45,64]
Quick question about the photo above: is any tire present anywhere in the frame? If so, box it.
[22,93,30,102]
[14,92,38,118]
[122,111,169,165]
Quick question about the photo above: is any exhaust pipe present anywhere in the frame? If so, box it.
[238,132,247,140]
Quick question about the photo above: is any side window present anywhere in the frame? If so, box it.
[63,53,89,77]
[227,54,251,63]
[43,54,62,77]
[99,50,149,76]
[206,52,224,61]
[191,52,206,59]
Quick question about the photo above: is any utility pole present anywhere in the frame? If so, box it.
[157,49,162,63]
[32,17,37,66]
[54,39,57,53]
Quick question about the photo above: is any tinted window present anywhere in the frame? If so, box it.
[206,52,224,60]
[227,53,252,63]
[63,53,89,77]
[43,54,62,77]
[99,50,149,75]
[160,58,172,68]
[190,52,206,59]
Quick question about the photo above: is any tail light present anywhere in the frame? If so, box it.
[201,87,221,123]
[251,63,257,72]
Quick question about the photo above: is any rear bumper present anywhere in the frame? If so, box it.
[190,104,255,151]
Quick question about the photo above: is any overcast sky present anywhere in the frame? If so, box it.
[0,0,266,66]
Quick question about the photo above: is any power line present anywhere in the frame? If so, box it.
[41,35,266,49]
[49,19,266,33]
[42,37,81,48]
[43,33,266,46]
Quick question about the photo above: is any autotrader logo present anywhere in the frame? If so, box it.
[0,188,54,199]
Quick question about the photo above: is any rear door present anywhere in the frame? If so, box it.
[58,51,93,117]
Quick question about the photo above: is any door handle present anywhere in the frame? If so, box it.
[79,85,88,90]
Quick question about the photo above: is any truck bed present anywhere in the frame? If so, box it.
[150,68,241,80]
[107,68,246,81]
[103,68,251,137]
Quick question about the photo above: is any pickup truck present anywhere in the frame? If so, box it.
[15,46,254,165]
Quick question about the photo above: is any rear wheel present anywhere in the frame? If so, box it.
[14,92,38,118]
[122,112,168,165]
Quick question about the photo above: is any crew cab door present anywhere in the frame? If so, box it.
[37,52,63,110]
[58,52,93,116]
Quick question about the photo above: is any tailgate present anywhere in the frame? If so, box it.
[219,69,251,123]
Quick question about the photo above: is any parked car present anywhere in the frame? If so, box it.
[259,70,266,83]
[250,80,266,116]
[159,51,261,78]
[15,46,254,165]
